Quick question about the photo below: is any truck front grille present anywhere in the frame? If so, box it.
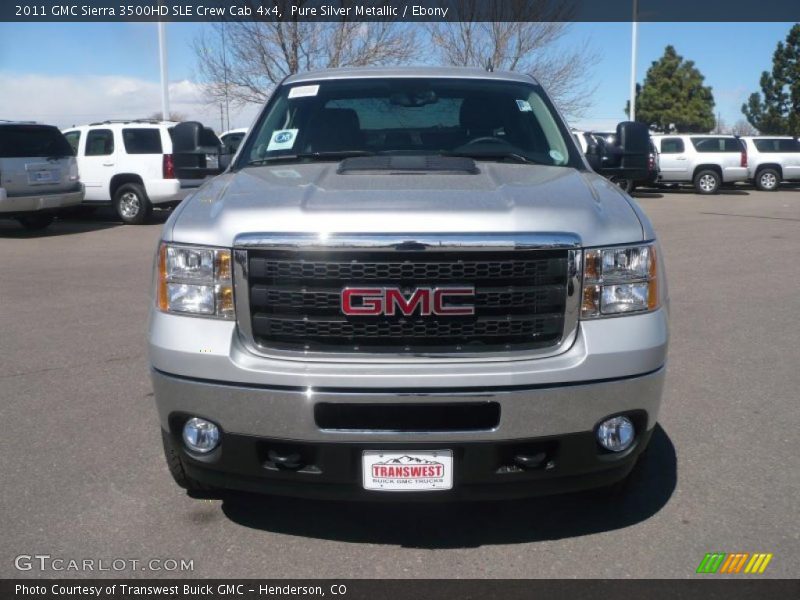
[236,239,576,356]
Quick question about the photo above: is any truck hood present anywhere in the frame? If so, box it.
[166,162,646,247]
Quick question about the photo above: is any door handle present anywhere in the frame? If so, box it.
[102,163,114,167]
[676,156,687,161]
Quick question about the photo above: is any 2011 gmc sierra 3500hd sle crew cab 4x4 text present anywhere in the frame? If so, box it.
[148,67,668,501]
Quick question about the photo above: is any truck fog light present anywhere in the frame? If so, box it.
[596,416,635,452]
[182,417,220,453]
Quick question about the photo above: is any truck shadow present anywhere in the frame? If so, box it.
[217,425,676,548]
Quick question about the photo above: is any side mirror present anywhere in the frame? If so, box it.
[615,121,649,179]
[219,152,233,171]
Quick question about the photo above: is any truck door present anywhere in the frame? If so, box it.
[80,128,116,201]
[656,137,689,181]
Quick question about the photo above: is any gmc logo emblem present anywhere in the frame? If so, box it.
[341,287,475,316]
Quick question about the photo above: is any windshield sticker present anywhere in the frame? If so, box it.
[267,129,299,151]
[288,85,319,99]
[516,99,533,112]
[549,150,565,162]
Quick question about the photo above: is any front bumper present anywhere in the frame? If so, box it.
[153,367,664,499]
[0,186,83,214]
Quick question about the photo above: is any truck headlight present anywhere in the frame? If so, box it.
[156,243,234,319]
[581,243,658,318]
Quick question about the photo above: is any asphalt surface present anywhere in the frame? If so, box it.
[1,187,798,579]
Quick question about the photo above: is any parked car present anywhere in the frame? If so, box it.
[220,128,248,156]
[149,67,668,501]
[573,129,656,192]
[62,120,222,224]
[651,134,748,194]
[741,136,800,191]
[0,121,84,230]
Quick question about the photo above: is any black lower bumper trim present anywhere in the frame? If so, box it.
[170,423,654,501]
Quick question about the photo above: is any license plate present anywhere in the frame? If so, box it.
[362,450,453,492]
[30,170,54,183]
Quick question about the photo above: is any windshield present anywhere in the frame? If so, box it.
[237,77,578,168]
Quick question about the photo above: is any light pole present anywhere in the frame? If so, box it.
[629,0,639,122]
[158,22,170,121]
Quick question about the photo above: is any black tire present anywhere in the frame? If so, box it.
[161,430,213,492]
[113,183,152,225]
[755,168,780,192]
[693,169,721,195]
[16,213,55,230]
[609,176,634,193]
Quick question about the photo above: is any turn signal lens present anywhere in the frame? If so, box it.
[156,243,234,319]
[581,243,659,318]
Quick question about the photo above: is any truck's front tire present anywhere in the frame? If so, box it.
[161,430,215,493]
[693,170,721,195]
[755,168,780,191]
[114,183,152,225]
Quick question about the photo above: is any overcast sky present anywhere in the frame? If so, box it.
[0,21,794,132]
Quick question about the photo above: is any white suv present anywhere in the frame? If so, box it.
[741,136,800,191]
[652,134,748,194]
[63,120,220,224]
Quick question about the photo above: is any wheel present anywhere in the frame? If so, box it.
[113,183,152,224]
[161,430,214,493]
[16,213,55,230]
[693,169,721,195]
[755,168,780,192]
[609,176,634,193]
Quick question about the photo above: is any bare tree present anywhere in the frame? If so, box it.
[427,2,599,118]
[193,8,418,107]
[149,111,187,122]
[712,114,727,134]
[730,119,759,136]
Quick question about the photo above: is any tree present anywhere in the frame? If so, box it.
[149,111,187,122]
[427,2,599,118]
[730,119,759,136]
[193,14,418,107]
[626,45,715,133]
[742,24,800,136]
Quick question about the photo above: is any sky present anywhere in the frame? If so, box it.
[0,21,795,132]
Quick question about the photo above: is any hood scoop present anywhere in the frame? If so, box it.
[338,155,478,175]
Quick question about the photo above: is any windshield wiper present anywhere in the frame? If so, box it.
[442,151,540,164]
[245,150,375,166]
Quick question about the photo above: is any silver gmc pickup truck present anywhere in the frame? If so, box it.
[148,67,668,500]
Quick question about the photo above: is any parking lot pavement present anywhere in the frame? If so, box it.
[0,190,798,579]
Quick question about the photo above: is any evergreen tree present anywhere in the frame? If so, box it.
[626,45,715,132]
[742,24,800,136]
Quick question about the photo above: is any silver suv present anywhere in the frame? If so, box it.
[148,67,668,500]
[741,136,800,191]
[0,122,84,230]
[652,134,748,194]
